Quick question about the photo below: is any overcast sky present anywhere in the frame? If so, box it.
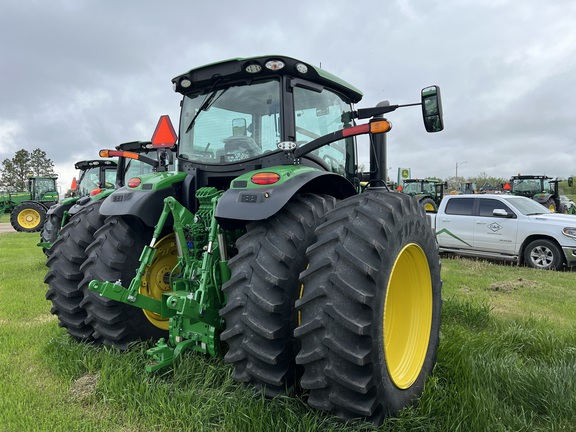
[2,0,576,192]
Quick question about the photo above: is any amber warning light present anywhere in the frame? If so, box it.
[151,115,178,148]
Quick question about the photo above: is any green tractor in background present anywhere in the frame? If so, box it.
[509,174,574,213]
[400,177,446,212]
[0,175,59,232]
[39,159,117,255]
[40,142,166,254]
[46,55,444,425]
[45,140,170,337]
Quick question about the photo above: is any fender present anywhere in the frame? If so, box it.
[215,166,357,229]
[533,193,552,206]
[100,172,186,227]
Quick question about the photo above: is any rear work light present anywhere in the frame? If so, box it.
[128,178,142,188]
[251,172,280,185]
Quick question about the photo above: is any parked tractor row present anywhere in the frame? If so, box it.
[42,55,445,425]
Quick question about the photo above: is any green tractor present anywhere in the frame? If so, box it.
[400,177,446,212]
[509,174,574,213]
[47,55,444,424]
[0,175,59,232]
[45,140,170,337]
[39,159,117,255]
[40,142,166,254]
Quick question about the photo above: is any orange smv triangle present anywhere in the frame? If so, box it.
[151,115,177,148]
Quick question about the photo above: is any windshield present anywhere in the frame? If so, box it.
[124,156,156,179]
[403,182,423,194]
[179,79,281,164]
[501,196,552,215]
[178,78,355,175]
[512,178,546,194]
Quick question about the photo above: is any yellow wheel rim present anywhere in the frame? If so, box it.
[383,243,433,389]
[424,203,435,212]
[18,209,41,229]
[139,233,178,330]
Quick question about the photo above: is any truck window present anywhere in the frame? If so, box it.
[445,198,474,216]
[478,199,513,217]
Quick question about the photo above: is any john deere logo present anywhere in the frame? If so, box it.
[401,169,410,178]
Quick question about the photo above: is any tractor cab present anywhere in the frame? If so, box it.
[28,175,59,203]
[71,160,117,197]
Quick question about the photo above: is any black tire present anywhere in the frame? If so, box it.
[10,201,47,232]
[220,193,336,397]
[544,198,556,212]
[295,191,442,425]
[419,197,438,212]
[523,239,564,270]
[41,212,63,256]
[79,216,169,349]
[44,200,105,341]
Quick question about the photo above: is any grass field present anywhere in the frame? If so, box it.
[1,232,575,431]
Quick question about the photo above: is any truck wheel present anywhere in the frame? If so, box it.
[44,201,105,341]
[524,239,564,270]
[295,191,442,425]
[220,193,336,397]
[41,213,63,256]
[79,216,169,349]
[420,197,438,212]
[11,202,46,232]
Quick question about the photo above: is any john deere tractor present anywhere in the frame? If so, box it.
[400,177,446,212]
[40,142,166,254]
[45,140,170,337]
[509,175,573,212]
[46,55,444,424]
[0,175,59,232]
[39,159,117,255]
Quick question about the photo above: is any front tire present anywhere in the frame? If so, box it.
[220,193,335,397]
[79,216,170,349]
[295,191,442,424]
[44,200,105,341]
[11,202,46,232]
[524,239,564,270]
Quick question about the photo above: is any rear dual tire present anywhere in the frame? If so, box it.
[220,193,336,397]
[295,191,442,424]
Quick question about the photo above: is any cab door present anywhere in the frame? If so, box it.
[473,198,519,253]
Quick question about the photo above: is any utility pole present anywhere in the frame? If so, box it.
[455,161,467,191]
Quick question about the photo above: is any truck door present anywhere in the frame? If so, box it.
[436,197,475,249]
[473,198,519,253]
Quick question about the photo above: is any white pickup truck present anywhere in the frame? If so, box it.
[429,194,576,270]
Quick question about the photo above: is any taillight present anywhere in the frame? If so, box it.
[251,172,280,185]
[128,178,142,188]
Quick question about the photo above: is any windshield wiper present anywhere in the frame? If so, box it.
[185,81,227,133]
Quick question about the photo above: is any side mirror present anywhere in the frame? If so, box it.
[493,209,513,218]
[421,86,444,133]
[569,177,573,187]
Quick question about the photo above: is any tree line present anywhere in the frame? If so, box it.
[0,149,57,191]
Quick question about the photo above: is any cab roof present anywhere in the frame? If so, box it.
[172,55,363,104]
